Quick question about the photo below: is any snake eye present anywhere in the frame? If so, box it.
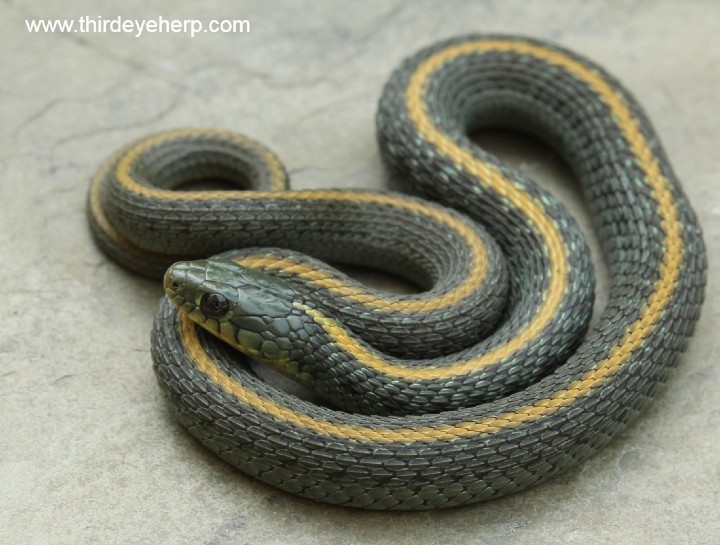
[200,293,230,318]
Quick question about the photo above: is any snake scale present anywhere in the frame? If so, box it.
[87,35,706,510]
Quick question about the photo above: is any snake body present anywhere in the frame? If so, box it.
[88,35,706,509]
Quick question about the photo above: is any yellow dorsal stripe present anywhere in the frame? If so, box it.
[110,130,491,312]
[181,39,683,442]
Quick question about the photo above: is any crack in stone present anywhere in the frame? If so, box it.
[50,92,184,153]
[182,59,344,90]
[4,0,188,92]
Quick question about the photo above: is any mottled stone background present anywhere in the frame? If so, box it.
[2,1,718,544]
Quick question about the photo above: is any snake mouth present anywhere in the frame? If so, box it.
[163,261,226,337]
[163,261,200,315]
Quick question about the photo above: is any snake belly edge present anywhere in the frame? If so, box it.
[87,35,707,510]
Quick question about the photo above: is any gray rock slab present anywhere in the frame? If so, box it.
[1,1,718,544]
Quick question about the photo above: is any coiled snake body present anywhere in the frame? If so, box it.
[88,36,706,509]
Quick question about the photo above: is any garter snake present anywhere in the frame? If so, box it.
[87,35,707,509]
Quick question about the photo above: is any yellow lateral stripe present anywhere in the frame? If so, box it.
[88,152,168,258]
[402,40,570,374]
[114,128,289,195]
[238,38,574,381]
[88,157,121,243]
[112,130,490,312]
[89,161,189,261]
[182,38,682,442]
[234,254,484,313]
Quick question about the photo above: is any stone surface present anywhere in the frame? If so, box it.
[1,1,718,543]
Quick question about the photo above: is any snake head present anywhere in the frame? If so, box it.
[164,259,303,367]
